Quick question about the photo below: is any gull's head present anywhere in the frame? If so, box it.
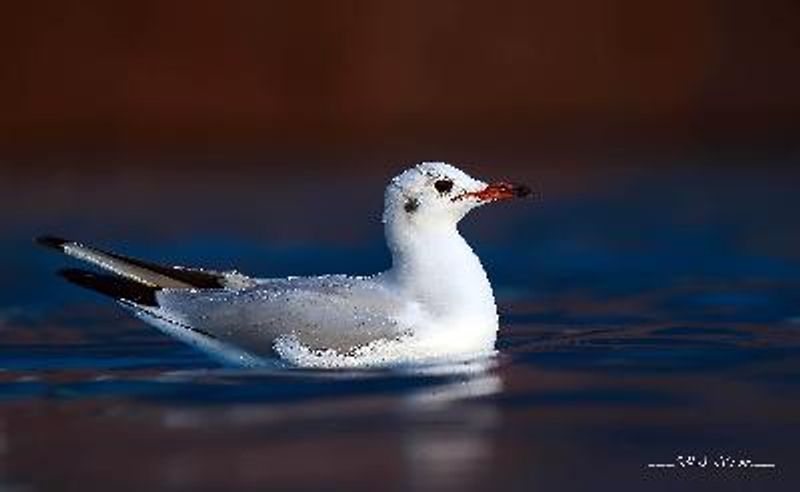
[383,162,532,230]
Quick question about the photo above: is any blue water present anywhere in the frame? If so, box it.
[0,162,798,491]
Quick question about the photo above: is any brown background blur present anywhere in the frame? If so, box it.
[1,0,799,166]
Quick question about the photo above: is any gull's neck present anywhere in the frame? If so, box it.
[383,219,498,328]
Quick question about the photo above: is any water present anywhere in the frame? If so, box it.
[1,160,798,491]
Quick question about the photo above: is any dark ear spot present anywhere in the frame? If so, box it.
[404,197,419,213]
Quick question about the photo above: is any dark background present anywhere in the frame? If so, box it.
[2,0,799,164]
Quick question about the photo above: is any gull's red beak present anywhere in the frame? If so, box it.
[455,182,535,202]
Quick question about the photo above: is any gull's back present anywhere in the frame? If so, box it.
[153,274,406,355]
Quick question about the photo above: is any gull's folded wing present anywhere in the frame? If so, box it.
[155,276,405,354]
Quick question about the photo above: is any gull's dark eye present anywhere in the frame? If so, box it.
[434,179,453,194]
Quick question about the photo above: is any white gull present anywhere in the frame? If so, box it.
[39,162,533,368]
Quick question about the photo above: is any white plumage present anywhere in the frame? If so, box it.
[41,162,532,368]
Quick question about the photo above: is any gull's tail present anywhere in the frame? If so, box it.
[58,268,161,306]
[36,235,232,306]
[37,235,266,367]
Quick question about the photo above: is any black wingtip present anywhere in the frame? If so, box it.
[36,235,70,250]
[58,268,160,307]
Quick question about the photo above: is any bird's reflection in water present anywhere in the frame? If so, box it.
[144,356,504,489]
[400,360,502,490]
[154,353,503,422]
[400,355,503,408]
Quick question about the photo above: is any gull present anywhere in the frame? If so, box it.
[38,162,532,368]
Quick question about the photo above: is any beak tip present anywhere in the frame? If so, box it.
[514,184,533,198]
[517,184,543,202]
